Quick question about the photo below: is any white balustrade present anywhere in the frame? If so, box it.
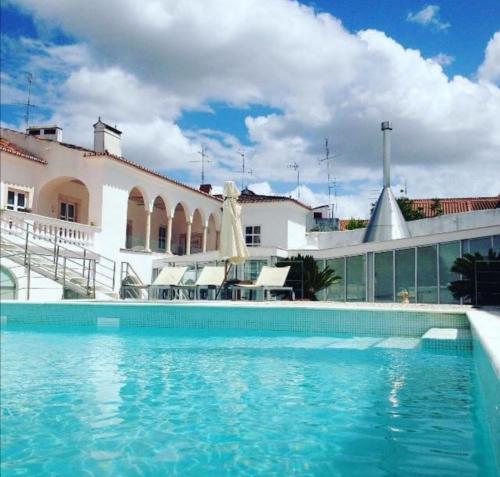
[0,209,99,247]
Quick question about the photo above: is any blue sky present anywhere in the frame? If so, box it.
[1,1,499,217]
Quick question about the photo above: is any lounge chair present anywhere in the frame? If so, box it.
[172,266,225,299]
[232,265,295,301]
[148,266,188,299]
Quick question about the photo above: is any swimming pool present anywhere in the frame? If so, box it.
[1,303,498,476]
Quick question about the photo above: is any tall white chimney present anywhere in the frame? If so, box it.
[363,121,410,243]
[93,118,122,156]
[381,121,392,187]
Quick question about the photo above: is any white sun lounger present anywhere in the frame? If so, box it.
[149,266,188,299]
[172,266,226,299]
[232,265,295,301]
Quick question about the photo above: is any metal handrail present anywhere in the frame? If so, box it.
[2,219,115,292]
[2,236,97,297]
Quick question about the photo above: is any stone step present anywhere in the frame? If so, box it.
[421,328,472,351]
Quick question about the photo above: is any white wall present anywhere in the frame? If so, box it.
[0,258,63,301]
[240,201,309,250]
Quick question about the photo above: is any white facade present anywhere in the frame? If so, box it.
[1,123,499,303]
[0,125,223,287]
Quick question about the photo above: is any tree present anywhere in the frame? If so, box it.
[345,218,366,230]
[448,250,500,305]
[396,197,425,221]
[277,254,341,300]
[430,198,443,216]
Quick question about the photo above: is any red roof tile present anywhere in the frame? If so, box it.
[411,196,499,217]
[83,151,221,202]
[0,137,47,164]
[338,219,368,231]
[213,189,311,209]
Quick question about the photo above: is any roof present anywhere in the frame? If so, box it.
[337,195,499,230]
[214,187,311,210]
[83,151,221,202]
[410,196,499,217]
[93,119,122,135]
[0,137,47,164]
[0,127,220,203]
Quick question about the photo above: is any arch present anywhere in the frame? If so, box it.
[0,265,17,300]
[127,185,151,212]
[125,187,148,250]
[191,208,204,254]
[37,176,90,224]
[171,202,189,255]
[150,195,170,253]
[206,213,219,251]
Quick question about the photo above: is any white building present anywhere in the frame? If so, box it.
[1,121,499,303]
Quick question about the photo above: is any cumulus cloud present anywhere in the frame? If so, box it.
[478,31,500,84]
[3,0,500,219]
[407,5,450,31]
[431,52,454,66]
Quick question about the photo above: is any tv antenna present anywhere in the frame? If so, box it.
[288,161,300,198]
[190,146,211,184]
[238,150,253,190]
[318,138,340,219]
[399,178,408,197]
[24,72,37,129]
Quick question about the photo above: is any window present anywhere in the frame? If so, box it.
[395,248,415,303]
[346,255,366,302]
[245,226,261,247]
[375,251,394,302]
[28,129,40,135]
[59,201,77,222]
[325,258,345,301]
[417,245,438,303]
[439,242,460,304]
[158,226,167,250]
[6,189,27,211]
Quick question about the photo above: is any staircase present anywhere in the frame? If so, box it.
[1,211,117,299]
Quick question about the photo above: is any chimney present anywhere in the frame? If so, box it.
[381,121,392,187]
[26,125,62,142]
[363,121,410,243]
[93,118,122,156]
[199,184,212,194]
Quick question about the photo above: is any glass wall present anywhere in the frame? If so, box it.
[244,260,267,281]
[493,235,500,253]
[439,241,460,304]
[374,251,394,302]
[417,245,438,303]
[346,255,366,301]
[395,248,415,303]
[325,258,345,301]
[468,237,492,255]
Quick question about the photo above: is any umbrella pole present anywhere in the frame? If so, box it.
[215,261,232,300]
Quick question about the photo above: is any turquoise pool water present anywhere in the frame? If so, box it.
[1,323,497,477]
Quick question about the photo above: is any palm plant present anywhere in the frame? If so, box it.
[278,254,341,300]
[449,249,500,305]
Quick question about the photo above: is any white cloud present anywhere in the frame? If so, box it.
[407,5,450,31]
[5,0,500,210]
[478,31,500,84]
[431,52,454,66]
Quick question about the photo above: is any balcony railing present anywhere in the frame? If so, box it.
[310,217,339,232]
[1,208,99,247]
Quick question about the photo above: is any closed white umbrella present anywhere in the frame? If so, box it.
[219,181,249,264]
[216,181,248,298]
